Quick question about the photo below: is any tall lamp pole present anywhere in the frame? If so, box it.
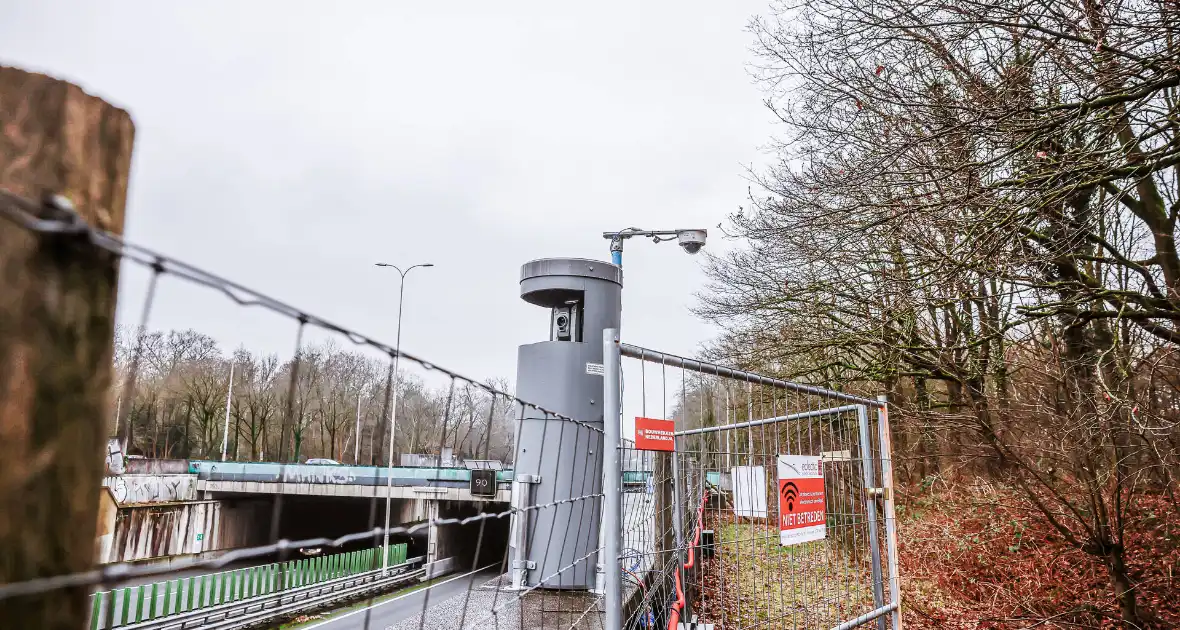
[375,261,433,574]
[220,359,235,461]
[354,391,363,464]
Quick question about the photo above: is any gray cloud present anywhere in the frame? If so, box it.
[1,1,774,410]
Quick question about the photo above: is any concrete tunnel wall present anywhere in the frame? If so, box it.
[102,497,271,564]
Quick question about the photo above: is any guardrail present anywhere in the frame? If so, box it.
[106,563,425,630]
[89,544,410,629]
[119,564,425,630]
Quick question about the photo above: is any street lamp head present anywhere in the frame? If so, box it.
[375,262,434,271]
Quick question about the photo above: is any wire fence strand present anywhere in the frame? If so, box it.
[0,189,611,630]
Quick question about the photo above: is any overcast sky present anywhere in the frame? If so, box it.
[2,2,777,421]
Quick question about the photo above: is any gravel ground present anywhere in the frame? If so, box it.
[307,571,606,630]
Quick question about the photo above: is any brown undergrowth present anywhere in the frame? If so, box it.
[897,485,1179,629]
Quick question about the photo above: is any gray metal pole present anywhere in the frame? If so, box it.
[220,361,235,461]
[857,404,887,630]
[381,273,407,575]
[376,262,432,574]
[670,438,688,623]
[746,381,754,466]
[601,328,623,630]
[354,391,362,464]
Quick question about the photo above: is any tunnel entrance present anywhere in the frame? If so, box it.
[266,495,416,558]
[211,493,511,574]
[436,501,511,572]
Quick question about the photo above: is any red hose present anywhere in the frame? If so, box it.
[667,491,708,630]
[624,568,647,593]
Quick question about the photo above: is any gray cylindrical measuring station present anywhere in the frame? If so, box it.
[511,258,621,589]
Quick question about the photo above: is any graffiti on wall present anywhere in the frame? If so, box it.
[106,502,216,563]
[105,438,125,476]
[105,475,198,505]
[281,466,357,485]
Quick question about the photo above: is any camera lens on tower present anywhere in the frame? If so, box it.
[557,315,569,328]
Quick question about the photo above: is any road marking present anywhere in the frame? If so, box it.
[298,563,499,629]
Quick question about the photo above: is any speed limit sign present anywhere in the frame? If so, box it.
[470,469,497,498]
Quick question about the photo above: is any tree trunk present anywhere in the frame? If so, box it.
[1104,546,1144,628]
[0,66,134,629]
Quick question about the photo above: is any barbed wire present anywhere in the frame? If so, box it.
[0,491,605,601]
[1,187,617,630]
[0,189,603,435]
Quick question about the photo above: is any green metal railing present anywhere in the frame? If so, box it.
[88,543,408,629]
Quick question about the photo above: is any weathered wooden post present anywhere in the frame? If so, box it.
[0,65,135,628]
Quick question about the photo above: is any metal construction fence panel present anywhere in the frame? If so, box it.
[601,331,902,630]
[3,188,898,630]
[87,543,407,629]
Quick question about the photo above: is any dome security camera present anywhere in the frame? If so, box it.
[677,229,707,255]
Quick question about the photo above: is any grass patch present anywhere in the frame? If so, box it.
[695,516,877,628]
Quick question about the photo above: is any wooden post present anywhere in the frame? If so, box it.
[0,66,135,628]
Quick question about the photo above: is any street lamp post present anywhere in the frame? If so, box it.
[375,261,433,574]
[354,391,363,465]
[220,359,235,461]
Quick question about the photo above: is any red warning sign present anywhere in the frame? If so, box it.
[777,455,826,545]
[634,417,675,451]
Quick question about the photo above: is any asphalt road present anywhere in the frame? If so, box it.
[300,566,502,630]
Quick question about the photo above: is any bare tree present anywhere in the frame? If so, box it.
[697,1,1180,626]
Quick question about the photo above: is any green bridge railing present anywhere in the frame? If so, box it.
[89,543,409,629]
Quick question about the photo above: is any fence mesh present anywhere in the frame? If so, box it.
[1,190,901,630]
[0,190,605,630]
[611,343,901,630]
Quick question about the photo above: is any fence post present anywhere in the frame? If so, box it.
[151,582,160,618]
[856,404,887,629]
[602,329,623,630]
[119,587,130,625]
[876,396,903,629]
[89,593,102,630]
[670,434,689,623]
[0,65,136,628]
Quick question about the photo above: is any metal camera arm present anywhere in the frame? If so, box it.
[603,228,705,266]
